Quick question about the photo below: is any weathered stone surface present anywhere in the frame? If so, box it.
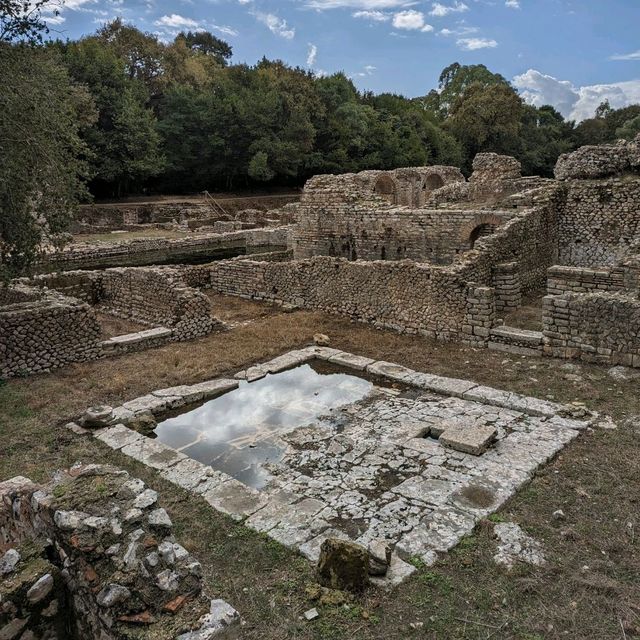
[317,538,370,592]
[493,522,545,569]
[0,549,20,576]
[368,539,391,576]
[439,424,497,455]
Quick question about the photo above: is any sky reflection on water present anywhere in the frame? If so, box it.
[154,363,373,489]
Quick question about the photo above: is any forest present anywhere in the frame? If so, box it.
[2,1,640,277]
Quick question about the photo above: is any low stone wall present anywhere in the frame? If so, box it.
[98,268,217,339]
[0,287,102,378]
[210,256,468,340]
[0,464,238,639]
[542,291,640,367]
[546,265,627,295]
[37,227,291,273]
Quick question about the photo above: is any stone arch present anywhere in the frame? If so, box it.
[373,174,397,205]
[461,214,504,249]
[423,173,445,192]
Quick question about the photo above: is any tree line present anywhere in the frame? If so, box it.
[1,1,640,277]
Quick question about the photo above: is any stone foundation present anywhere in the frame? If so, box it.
[0,464,238,639]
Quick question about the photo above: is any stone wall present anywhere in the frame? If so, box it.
[556,179,640,267]
[210,257,469,340]
[554,134,640,180]
[0,464,238,640]
[546,265,627,296]
[542,291,640,367]
[38,227,291,273]
[97,268,217,339]
[0,287,102,378]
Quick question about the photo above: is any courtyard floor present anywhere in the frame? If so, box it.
[1,303,639,639]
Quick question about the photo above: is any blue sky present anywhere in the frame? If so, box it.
[45,0,640,121]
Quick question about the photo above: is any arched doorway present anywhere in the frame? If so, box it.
[424,174,445,191]
[374,174,397,205]
[469,223,498,248]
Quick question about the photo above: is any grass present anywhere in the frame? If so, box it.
[1,304,639,639]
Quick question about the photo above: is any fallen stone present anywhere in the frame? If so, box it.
[608,366,640,382]
[304,608,319,621]
[26,573,54,604]
[439,424,497,456]
[368,539,391,576]
[317,538,369,592]
[313,333,331,346]
[82,405,114,428]
[97,583,131,608]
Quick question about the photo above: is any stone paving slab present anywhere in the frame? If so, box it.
[119,438,187,470]
[82,348,591,588]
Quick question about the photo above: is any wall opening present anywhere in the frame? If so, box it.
[469,223,499,248]
[374,174,397,205]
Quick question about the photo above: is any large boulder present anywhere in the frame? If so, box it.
[317,538,369,592]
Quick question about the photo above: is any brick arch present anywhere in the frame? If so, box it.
[373,173,398,205]
[460,214,504,248]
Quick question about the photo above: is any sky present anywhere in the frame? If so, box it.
[43,0,640,121]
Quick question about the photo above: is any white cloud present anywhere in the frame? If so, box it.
[305,0,412,9]
[505,0,520,8]
[610,50,640,61]
[513,68,640,121]
[392,10,433,31]
[253,11,295,39]
[429,2,468,17]
[352,10,390,21]
[307,43,318,66]
[457,37,497,50]
[154,14,199,29]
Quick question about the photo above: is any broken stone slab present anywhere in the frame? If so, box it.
[263,350,313,373]
[187,379,238,400]
[201,478,268,521]
[392,476,459,506]
[366,361,416,382]
[298,346,343,360]
[396,506,476,556]
[370,554,417,589]
[119,437,187,471]
[418,375,478,398]
[317,538,370,592]
[244,496,321,534]
[298,528,351,563]
[328,352,375,371]
[439,424,497,456]
[101,327,172,347]
[122,394,174,416]
[266,510,330,549]
[493,522,545,569]
[607,365,640,382]
[368,539,392,576]
[177,599,240,640]
[95,424,144,450]
[160,458,228,492]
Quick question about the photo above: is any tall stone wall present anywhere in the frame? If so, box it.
[556,179,640,267]
[0,287,102,378]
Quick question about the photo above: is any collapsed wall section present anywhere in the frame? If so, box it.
[0,464,238,640]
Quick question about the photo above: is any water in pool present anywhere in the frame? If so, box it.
[153,363,373,489]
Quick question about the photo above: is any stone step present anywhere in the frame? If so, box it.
[490,326,543,345]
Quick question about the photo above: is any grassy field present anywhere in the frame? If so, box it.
[1,302,638,639]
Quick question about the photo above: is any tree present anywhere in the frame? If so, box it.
[446,82,523,167]
[176,31,232,66]
[617,115,640,141]
[0,45,95,278]
[0,0,59,44]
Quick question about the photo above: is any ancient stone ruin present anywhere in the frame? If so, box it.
[0,463,238,639]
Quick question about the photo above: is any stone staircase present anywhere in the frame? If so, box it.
[488,325,544,356]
